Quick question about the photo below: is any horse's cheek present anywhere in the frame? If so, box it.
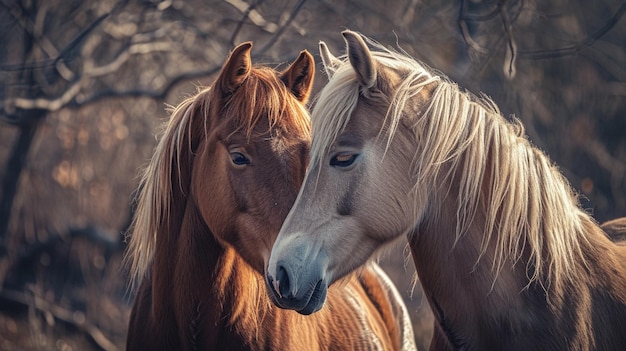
[192,155,236,237]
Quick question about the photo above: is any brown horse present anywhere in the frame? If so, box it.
[125,42,417,351]
[266,31,626,350]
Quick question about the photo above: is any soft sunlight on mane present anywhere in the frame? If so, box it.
[311,36,593,295]
[124,92,197,292]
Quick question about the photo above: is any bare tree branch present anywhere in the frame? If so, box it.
[1,0,304,118]
[74,66,222,105]
[0,2,110,80]
[3,81,83,113]
[1,36,180,115]
[83,41,178,77]
[0,117,42,255]
[257,0,308,54]
[458,0,489,55]
[225,0,278,35]
[0,288,119,351]
[462,1,504,22]
[499,0,517,78]
[518,2,626,60]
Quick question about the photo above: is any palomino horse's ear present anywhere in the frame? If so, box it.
[280,49,315,104]
[216,41,253,97]
[342,30,376,89]
[319,41,342,78]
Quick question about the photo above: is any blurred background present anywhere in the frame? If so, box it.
[0,0,624,349]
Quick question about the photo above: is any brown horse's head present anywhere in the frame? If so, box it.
[127,42,314,288]
[192,43,314,272]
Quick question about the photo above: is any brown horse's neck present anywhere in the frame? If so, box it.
[151,197,268,349]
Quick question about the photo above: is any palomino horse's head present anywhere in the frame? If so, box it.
[266,31,438,314]
[127,42,314,288]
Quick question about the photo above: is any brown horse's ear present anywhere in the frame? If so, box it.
[342,30,376,89]
[280,50,315,104]
[216,42,253,97]
[319,41,342,78]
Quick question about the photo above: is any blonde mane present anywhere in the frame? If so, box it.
[125,67,311,291]
[311,37,593,293]
[124,92,199,292]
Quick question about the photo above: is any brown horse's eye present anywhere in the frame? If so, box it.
[230,152,250,166]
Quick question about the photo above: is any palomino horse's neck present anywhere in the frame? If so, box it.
[410,193,626,350]
[408,174,548,349]
[151,196,267,349]
[406,114,626,349]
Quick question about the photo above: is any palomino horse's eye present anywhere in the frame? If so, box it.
[230,152,250,166]
[330,153,358,168]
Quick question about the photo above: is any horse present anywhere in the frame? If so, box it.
[266,30,626,350]
[124,41,417,351]
[602,217,626,242]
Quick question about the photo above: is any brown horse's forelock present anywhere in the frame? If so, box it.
[220,66,311,141]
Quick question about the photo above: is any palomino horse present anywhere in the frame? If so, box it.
[125,41,416,350]
[602,217,626,242]
[266,31,626,350]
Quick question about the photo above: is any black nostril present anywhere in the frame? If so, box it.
[276,265,291,298]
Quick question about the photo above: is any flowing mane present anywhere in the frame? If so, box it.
[309,36,593,294]
[125,66,311,290]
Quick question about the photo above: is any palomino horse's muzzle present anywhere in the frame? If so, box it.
[266,244,330,315]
